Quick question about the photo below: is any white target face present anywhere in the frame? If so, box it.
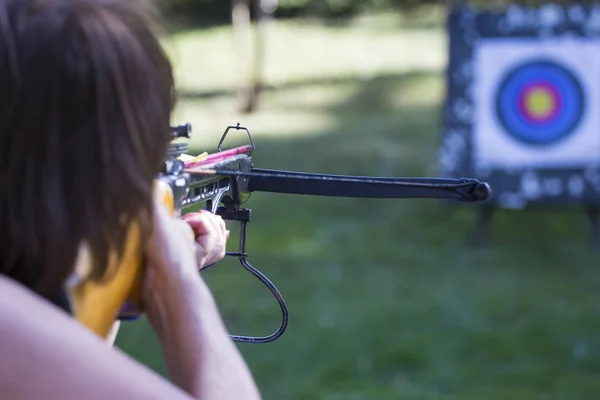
[472,38,600,172]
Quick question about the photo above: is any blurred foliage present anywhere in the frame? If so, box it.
[272,0,439,17]
[153,0,600,29]
[154,0,438,25]
[462,0,600,9]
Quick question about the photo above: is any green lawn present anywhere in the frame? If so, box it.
[115,12,600,400]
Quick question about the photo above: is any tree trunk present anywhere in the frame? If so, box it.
[232,0,278,114]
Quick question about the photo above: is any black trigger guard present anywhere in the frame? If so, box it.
[199,206,289,344]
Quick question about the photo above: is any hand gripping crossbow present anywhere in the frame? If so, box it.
[71,123,491,344]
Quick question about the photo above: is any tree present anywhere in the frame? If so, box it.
[232,0,278,113]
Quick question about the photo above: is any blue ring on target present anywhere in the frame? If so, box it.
[495,59,585,146]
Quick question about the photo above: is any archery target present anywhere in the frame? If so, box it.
[472,39,600,171]
[496,60,583,145]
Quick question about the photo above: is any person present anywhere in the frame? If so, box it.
[0,0,262,399]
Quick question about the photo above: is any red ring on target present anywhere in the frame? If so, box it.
[517,81,562,124]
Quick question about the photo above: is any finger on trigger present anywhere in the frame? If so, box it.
[183,212,211,235]
[206,213,223,235]
[182,212,206,226]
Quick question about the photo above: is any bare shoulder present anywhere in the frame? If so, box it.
[0,275,60,317]
[0,276,193,400]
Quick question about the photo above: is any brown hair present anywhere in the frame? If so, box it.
[0,0,175,298]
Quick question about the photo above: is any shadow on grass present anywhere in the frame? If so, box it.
[116,70,600,400]
[177,70,437,103]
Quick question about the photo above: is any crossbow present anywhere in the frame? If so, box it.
[71,123,491,344]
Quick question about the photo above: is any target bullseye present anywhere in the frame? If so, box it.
[495,60,584,145]
[519,83,559,122]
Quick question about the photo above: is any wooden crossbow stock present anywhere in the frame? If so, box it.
[71,123,491,344]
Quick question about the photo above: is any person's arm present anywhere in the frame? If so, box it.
[0,273,261,400]
[0,276,194,400]
[142,207,263,399]
[146,272,261,399]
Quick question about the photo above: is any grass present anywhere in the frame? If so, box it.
[115,12,600,400]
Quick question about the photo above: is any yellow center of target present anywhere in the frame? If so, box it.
[524,88,555,119]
